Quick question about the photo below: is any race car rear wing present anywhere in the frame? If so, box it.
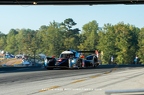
[77,51,95,53]
[77,50,99,54]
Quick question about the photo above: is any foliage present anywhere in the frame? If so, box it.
[78,20,99,51]
[0,19,143,64]
[137,27,144,64]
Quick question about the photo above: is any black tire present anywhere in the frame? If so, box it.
[94,63,99,68]
[93,56,99,67]
[77,59,82,68]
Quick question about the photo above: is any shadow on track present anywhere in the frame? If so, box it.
[1,64,144,74]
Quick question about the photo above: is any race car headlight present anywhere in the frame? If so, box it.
[71,60,75,63]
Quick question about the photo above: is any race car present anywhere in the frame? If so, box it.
[85,54,99,67]
[44,49,99,70]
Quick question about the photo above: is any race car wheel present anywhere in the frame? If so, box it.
[94,62,99,68]
[77,59,82,68]
[93,64,96,68]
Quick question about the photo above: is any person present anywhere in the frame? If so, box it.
[52,56,55,58]
[134,56,138,64]
[80,54,85,59]
[95,50,99,58]
[111,56,114,64]
[66,55,70,58]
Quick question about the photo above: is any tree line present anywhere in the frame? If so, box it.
[0,18,144,64]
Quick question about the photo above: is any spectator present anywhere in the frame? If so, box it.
[80,54,85,59]
[134,56,138,64]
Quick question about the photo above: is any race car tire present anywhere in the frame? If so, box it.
[94,62,99,67]
[76,59,82,68]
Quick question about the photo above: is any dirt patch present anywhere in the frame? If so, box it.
[0,58,22,66]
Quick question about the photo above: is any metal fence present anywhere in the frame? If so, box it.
[105,88,144,95]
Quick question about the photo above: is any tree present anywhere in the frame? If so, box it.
[97,23,116,64]
[23,31,40,64]
[63,18,77,30]
[0,32,6,50]
[5,29,18,54]
[78,20,99,51]
[36,25,49,54]
[114,23,138,64]
[137,27,144,64]
[61,18,80,50]
[38,21,65,57]
[97,23,139,64]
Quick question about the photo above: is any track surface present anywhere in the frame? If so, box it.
[0,65,144,95]
[0,66,113,84]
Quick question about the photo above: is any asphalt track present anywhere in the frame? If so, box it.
[0,65,143,84]
[0,65,144,95]
[0,65,114,84]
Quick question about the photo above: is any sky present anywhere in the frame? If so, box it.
[0,4,144,34]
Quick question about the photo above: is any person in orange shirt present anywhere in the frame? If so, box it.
[80,54,85,59]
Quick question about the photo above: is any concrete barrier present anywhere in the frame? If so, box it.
[105,88,144,95]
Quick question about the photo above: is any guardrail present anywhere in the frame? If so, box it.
[105,88,144,95]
